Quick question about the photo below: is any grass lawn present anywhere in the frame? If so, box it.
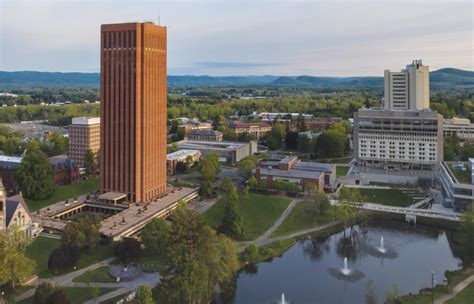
[352,188,424,207]
[26,236,60,278]
[446,281,474,304]
[17,287,117,304]
[336,166,349,177]
[399,269,473,304]
[72,266,115,283]
[30,240,116,278]
[271,203,339,238]
[25,177,100,211]
[203,193,291,241]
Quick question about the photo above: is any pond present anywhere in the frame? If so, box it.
[231,222,462,304]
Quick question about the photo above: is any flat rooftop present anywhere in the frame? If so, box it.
[177,140,248,150]
[167,149,200,161]
[259,167,323,180]
[258,159,336,172]
[445,162,471,184]
[100,187,198,239]
[98,192,127,201]
[71,117,100,126]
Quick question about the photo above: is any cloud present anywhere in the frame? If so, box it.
[0,0,472,75]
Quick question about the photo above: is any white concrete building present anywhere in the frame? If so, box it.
[440,160,474,211]
[354,109,443,170]
[443,117,474,140]
[384,60,429,111]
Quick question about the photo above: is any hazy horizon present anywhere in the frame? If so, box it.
[1,0,472,76]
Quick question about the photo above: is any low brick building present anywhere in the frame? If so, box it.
[0,154,80,193]
[256,156,337,192]
[166,150,201,175]
[228,121,272,139]
[187,129,223,142]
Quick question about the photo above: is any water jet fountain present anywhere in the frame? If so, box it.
[279,293,288,304]
[378,236,386,253]
[341,257,351,275]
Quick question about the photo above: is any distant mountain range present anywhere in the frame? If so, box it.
[0,68,472,90]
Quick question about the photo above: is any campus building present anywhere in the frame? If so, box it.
[178,121,213,134]
[68,117,100,168]
[166,150,201,175]
[100,22,167,203]
[440,160,474,211]
[187,129,223,142]
[443,118,474,140]
[255,156,337,192]
[0,155,80,193]
[304,117,342,131]
[176,140,257,164]
[0,179,40,237]
[354,109,443,170]
[384,60,429,111]
[227,121,272,139]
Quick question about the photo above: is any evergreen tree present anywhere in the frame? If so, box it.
[154,207,239,303]
[218,187,244,239]
[15,140,55,200]
[83,149,97,177]
[134,285,154,304]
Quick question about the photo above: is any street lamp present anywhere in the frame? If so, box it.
[431,271,435,304]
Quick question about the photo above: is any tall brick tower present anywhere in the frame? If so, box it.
[100,22,167,204]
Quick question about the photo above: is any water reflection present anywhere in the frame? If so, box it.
[229,220,463,304]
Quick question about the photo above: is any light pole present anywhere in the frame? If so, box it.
[431,271,434,304]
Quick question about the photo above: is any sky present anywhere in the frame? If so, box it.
[0,0,472,76]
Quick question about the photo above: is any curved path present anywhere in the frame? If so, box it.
[260,220,342,246]
[253,198,302,245]
[434,274,474,304]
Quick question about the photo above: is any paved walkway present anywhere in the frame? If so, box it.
[434,274,474,304]
[253,198,302,246]
[15,257,116,302]
[260,220,343,246]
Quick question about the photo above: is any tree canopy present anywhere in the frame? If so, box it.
[15,140,55,200]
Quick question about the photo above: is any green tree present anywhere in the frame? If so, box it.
[461,142,474,160]
[459,205,474,262]
[315,130,345,158]
[247,176,258,189]
[219,177,235,196]
[297,134,310,152]
[238,158,255,177]
[285,131,298,150]
[142,218,171,261]
[218,187,244,240]
[135,285,154,304]
[266,123,286,150]
[46,289,70,304]
[0,227,36,288]
[385,283,401,304]
[365,280,378,304]
[34,282,58,304]
[61,215,100,252]
[115,238,142,265]
[15,140,55,200]
[200,153,220,181]
[41,132,68,156]
[154,207,239,303]
[83,149,97,177]
[305,184,330,218]
[297,113,307,132]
